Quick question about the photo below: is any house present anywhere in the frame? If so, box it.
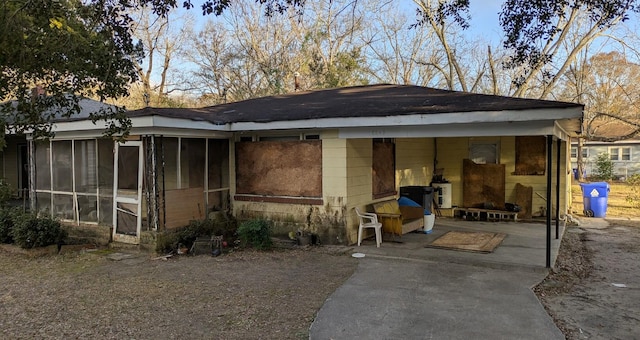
[570,120,640,180]
[22,84,583,249]
[0,135,29,200]
[1,98,117,204]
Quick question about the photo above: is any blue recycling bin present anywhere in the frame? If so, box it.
[579,182,610,217]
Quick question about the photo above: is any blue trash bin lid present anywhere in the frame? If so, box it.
[580,182,610,197]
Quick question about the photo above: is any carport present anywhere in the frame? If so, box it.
[354,218,565,270]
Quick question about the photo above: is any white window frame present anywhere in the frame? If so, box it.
[609,147,620,161]
[469,141,500,164]
[34,139,101,225]
[572,146,589,160]
[621,147,631,161]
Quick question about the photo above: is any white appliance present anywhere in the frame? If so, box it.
[432,183,452,209]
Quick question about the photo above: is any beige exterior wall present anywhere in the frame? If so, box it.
[231,134,572,246]
[232,131,355,244]
[345,138,435,244]
[396,138,435,188]
[230,135,438,245]
[435,137,468,208]
[344,138,373,244]
[437,136,570,217]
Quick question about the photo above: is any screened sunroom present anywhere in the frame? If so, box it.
[31,136,230,244]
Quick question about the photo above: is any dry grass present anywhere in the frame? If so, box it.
[571,181,639,219]
[0,247,358,339]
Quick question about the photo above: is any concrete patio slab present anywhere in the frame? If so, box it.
[310,217,576,340]
[354,218,565,272]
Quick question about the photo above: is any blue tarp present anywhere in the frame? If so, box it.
[397,196,431,215]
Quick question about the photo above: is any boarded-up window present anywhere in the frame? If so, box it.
[372,139,395,198]
[236,140,322,197]
[515,136,546,175]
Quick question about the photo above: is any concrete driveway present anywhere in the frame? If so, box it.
[310,219,566,339]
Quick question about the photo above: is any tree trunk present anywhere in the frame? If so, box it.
[577,138,585,181]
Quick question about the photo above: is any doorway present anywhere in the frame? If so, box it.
[17,144,28,198]
[112,141,143,244]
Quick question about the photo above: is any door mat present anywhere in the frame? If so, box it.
[425,231,507,253]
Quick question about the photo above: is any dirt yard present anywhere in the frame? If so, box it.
[3,218,640,339]
[0,246,357,339]
[535,219,640,339]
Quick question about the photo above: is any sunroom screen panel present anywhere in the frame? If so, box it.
[34,142,51,190]
[74,140,97,193]
[52,141,73,192]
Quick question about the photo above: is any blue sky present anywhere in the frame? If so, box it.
[468,0,503,41]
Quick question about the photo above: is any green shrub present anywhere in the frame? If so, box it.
[178,219,215,247]
[0,179,14,208]
[237,218,272,250]
[162,215,237,252]
[11,214,67,249]
[0,207,20,243]
[593,153,614,181]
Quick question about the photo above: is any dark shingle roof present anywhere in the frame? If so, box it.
[128,84,583,125]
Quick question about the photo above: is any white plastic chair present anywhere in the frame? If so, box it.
[355,207,382,247]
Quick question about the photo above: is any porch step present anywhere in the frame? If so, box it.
[109,242,145,252]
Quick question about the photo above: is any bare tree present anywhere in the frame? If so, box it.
[412,0,472,91]
[183,0,371,103]
[126,7,192,108]
[362,2,440,86]
[295,0,370,88]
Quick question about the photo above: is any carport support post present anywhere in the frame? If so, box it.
[546,135,553,268]
[555,139,561,239]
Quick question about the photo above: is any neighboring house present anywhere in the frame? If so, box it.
[571,120,640,180]
[571,139,640,180]
[22,84,583,248]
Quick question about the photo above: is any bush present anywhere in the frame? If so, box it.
[0,179,14,208]
[178,219,216,247]
[11,214,67,249]
[157,215,237,253]
[237,219,272,250]
[593,153,614,181]
[0,207,20,243]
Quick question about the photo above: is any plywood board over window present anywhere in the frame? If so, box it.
[514,136,546,175]
[372,139,396,199]
[236,140,322,198]
[463,159,505,209]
